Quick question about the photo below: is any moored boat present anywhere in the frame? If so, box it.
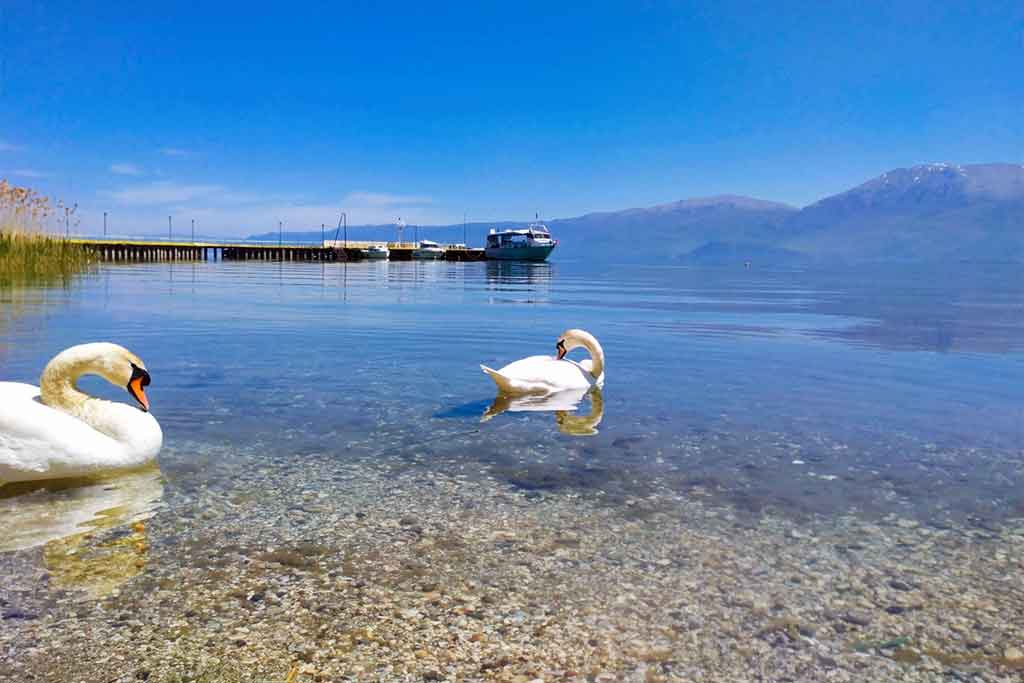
[412,240,445,260]
[360,244,390,259]
[484,223,556,261]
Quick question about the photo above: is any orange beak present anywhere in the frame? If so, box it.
[128,376,150,412]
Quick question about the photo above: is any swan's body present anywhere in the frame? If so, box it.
[0,343,162,485]
[481,329,605,395]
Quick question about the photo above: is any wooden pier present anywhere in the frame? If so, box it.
[69,239,487,263]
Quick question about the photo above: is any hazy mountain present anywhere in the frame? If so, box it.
[782,163,1024,262]
[547,195,797,263]
[250,163,1024,264]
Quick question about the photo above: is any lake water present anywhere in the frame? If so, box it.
[2,260,1023,681]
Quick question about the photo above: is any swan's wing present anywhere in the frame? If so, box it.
[0,382,40,403]
[0,383,122,483]
[481,355,555,394]
[494,355,558,375]
[481,356,593,394]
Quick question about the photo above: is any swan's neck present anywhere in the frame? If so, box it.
[578,333,605,379]
[39,349,96,417]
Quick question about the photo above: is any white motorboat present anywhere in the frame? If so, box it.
[360,244,390,260]
[412,240,445,260]
[485,223,556,261]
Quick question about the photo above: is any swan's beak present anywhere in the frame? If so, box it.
[127,365,151,412]
[556,339,567,360]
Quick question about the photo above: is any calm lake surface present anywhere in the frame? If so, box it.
[2,260,1023,523]
[3,259,1024,681]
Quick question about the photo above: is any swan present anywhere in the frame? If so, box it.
[480,328,605,395]
[0,343,163,485]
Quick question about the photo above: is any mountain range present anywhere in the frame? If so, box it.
[250,163,1024,264]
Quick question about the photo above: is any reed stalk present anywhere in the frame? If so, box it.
[0,179,94,286]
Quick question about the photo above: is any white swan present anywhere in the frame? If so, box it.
[0,343,163,485]
[480,328,605,395]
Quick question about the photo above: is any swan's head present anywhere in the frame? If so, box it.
[39,343,156,414]
[90,344,153,412]
[556,329,596,360]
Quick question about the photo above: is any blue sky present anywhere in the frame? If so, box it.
[1,2,1021,236]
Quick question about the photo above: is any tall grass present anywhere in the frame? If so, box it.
[0,179,94,286]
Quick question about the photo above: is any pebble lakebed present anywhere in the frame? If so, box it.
[2,438,1022,683]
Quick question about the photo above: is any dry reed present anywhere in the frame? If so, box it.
[0,179,94,286]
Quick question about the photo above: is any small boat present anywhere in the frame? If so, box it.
[412,240,445,260]
[485,223,556,261]
[360,244,390,260]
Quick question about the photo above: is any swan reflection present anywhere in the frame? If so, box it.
[482,386,604,436]
[0,467,164,597]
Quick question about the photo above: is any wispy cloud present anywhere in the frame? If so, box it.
[110,162,143,176]
[12,168,48,179]
[0,140,22,152]
[161,147,192,158]
[103,181,224,205]
[91,179,448,234]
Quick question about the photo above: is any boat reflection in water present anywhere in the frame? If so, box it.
[485,261,554,305]
[0,467,164,597]
[482,386,604,436]
[485,260,553,285]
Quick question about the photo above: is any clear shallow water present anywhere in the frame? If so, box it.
[1,260,1023,524]
[4,260,1024,681]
